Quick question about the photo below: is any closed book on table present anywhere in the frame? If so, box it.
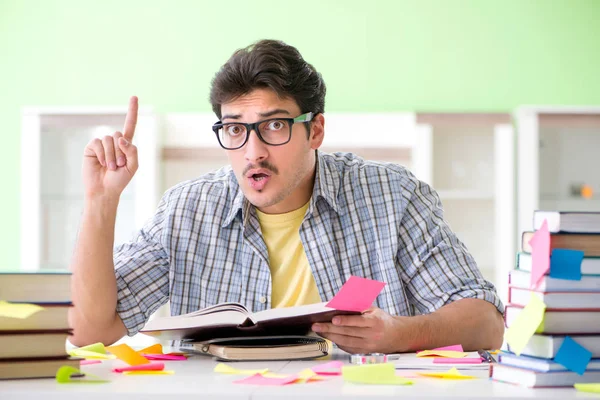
[0,330,70,359]
[499,352,600,373]
[516,252,600,275]
[505,306,600,334]
[180,335,329,361]
[0,303,71,331]
[491,364,600,387]
[0,271,71,303]
[534,210,600,233]
[521,231,600,257]
[0,357,80,380]
[508,287,600,309]
[508,334,600,359]
[508,269,600,292]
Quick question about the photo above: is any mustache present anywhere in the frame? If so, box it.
[242,161,279,176]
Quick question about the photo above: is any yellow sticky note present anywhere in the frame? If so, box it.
[56,366,109,384]
[342,363,413,385]
[79,342,108,354]
[416,350,468,358]
[505,293,547,355]
[295,368,325,383]
[123,370,175,375]
[0,301,44,319]
[106,344,150,366]
[574,383,600,393]
[68,349,116,360]
[138,344,163,354]
[214,363,269,376]
[418,367,477,380]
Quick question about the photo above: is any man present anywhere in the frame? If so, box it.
[69,40,504,353]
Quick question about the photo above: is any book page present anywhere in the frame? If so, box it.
[166,302,249,319]
[143,309,250,332]
[250,302,334,323]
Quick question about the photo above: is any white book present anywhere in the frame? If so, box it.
[517,252,600,275]
[509,287,600,309]
[505,306,600,334]
[509,269,600,292]
[534,210,600,233]
[499,352,600,372]
[508,334,600,359]
[492,364,600,387]
[508,335,600,358]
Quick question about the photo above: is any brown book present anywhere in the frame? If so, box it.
[0,303,71,331]
[0,357,80,380]
[0,331,70,359]
[180,335,329,361]
[521,231,600,257]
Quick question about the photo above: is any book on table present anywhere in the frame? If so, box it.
[141,275,386,342]
[508,269,600,292]
[533,210,600,233]
[0,357,81,380]
[498,352,600,373]
[0,302,71,331]
[491,363,600,387]
[508,287,600,309]
[505,306,600,334]
[0,271,71,303]
[507,334,600,359]
[516,251,600,275]
[521,231,600,257]
[0,330,71,359]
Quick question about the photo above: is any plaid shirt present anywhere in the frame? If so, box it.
[115,151,504,335]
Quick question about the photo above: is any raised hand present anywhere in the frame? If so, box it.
[82,96,139,199]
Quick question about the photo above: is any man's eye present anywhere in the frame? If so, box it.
[266,120,285,131]
[225,125,244,136]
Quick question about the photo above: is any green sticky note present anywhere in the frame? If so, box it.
[0,301,44,319]
[342,363,413,385]
[574,383,600,393]
[78,342,108,354]
[56,366,109,384]
[505,293,547,355]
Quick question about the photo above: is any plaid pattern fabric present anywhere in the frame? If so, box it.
[115,151,504,335]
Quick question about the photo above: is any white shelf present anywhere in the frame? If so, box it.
[436,190,494,200]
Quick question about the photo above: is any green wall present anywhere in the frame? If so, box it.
[1,0,599,269]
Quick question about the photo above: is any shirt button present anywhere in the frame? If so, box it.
[259,296,267,304]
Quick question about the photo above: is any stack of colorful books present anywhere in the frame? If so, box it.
[0,270,79,379]
[492,210,600,387]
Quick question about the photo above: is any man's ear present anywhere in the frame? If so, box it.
[309,113,325,150]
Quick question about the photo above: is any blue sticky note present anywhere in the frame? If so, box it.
[549,249,584,281]
[554,336,592,375]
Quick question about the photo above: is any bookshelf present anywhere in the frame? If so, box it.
[20,107,160,271]
[415,113,515,302]
[516,107,600,237]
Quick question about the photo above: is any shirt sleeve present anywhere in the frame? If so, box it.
[114,192,171,336]
[396,176,504,316]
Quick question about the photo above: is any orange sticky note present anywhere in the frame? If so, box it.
[417,367,477,380]
[106,344,150,366]
[138,344,163,354]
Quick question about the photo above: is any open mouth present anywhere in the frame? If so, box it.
[251,173,269,181]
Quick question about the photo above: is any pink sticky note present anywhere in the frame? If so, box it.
[529,220,550,289]
[80,359,102,366]
[311,361,344,375]
[113,362,165,373]
[326,276,386,312]
[233,373,298,386]
[433,357,482,364]
[142,353,187,361]
[432,345,464,352]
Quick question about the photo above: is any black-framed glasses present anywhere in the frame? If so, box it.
[212,112,314,150]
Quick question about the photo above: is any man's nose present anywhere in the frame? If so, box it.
[244,128,268,162]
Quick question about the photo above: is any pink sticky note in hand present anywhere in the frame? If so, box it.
[433,357,482,364]
[113,362,165,373]
[529,220,550,289]
[325,276,386,312]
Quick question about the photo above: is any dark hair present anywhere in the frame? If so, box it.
[209,39,326,119]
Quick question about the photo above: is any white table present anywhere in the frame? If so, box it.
[0,351,591,400]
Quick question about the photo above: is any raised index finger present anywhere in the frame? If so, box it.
[123,96,138,141]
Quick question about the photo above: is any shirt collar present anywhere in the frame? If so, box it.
[221,150,342,228]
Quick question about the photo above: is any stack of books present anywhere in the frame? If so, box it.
[0,271,79,379]
[492,210,600,387]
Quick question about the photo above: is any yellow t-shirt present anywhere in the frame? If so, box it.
[256,202,322,308]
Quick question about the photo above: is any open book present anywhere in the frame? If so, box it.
[141,276,386,341]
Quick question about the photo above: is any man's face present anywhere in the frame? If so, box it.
[220,88,324,214]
